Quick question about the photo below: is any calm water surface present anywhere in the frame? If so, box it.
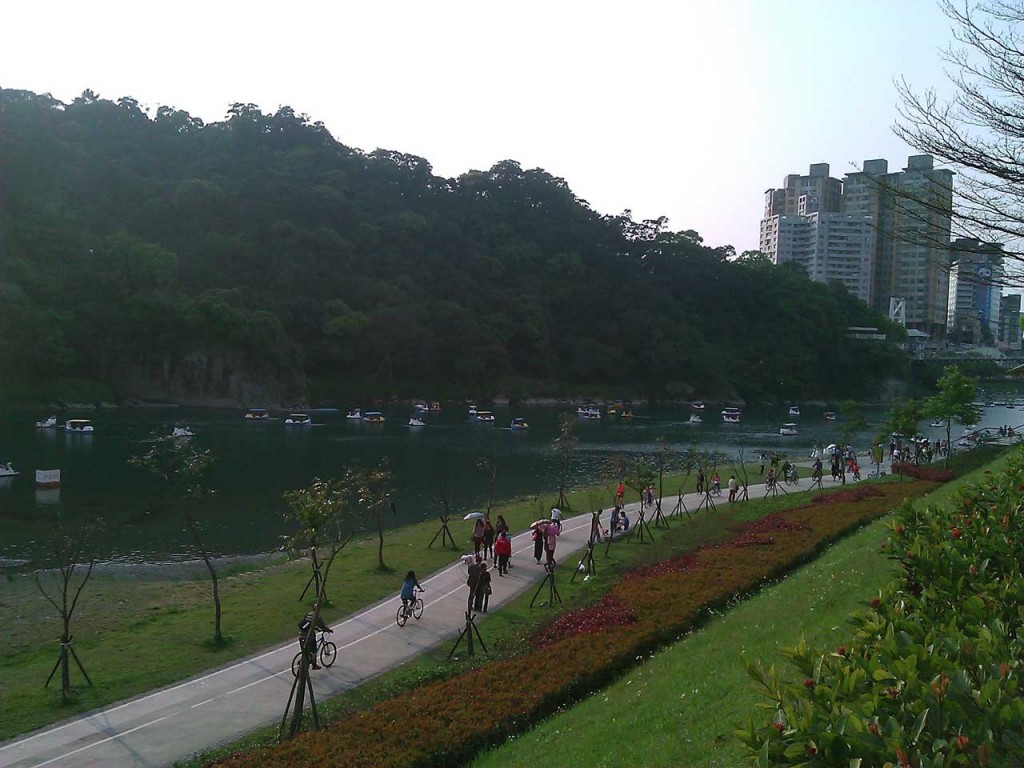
[2,399,1021,568]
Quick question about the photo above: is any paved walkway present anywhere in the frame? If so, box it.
[0,470,851,768]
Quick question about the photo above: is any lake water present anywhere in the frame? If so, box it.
[2,400,1021,568]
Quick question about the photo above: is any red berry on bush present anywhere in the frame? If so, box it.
[803,678,815,690]
[952,527,962,539]
[772,722,784,733]
[868,723,880,736]
[969,563,977,576]
[870,597,881,609]
[837,645,847,657]
[955,734,969,751]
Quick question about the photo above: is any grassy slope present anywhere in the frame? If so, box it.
[469,456,1002,768]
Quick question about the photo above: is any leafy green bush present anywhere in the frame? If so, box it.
[739,452,1024,766]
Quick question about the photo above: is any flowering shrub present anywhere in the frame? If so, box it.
[807,485,883,505]
[214,480,938,768]
[739,450,1024,767]
[533,594,636,648]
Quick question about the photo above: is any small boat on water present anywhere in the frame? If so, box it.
[691,401,705,411]
[788,405,801,417]
[930,419,945,428]
[171,425,194,437]
[244,408,269,420]
[284,413,312,426]
[722,407,741,424]
[408,416,426,427]
[413,403,428,412]
[35,416,58,429]
[467,403,479,416]
[0,462,20,478]
[510,417,529,430]
[620,409,635,419]
[429,401,441,412]
[823,412,837,422]
[346,408,363,420]
[362,411,386,424]
[65,419,94,433]
[780,423,799,436]
[688,413,702,424]
[577,405,601,420]
[474,411,496,423]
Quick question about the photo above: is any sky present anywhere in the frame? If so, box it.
[2,0,958,254]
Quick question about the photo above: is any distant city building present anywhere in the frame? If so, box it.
[946,238,1003,345]
[760,212,873,303]
[762,162,843,219]
[999,293,1023,352]
[842,156,953,336]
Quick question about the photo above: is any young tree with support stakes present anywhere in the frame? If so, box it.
[925,365,981,465]
[553,413,577,511]
[283,477,349,602]
[652,436,674,527]
[344,458,395,572]
[35,532,95,703]
[131,437,223,645]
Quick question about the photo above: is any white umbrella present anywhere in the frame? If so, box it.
[463,512,485,520]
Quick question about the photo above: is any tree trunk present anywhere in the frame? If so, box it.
[186,513,223,644]
[376,512,385,570]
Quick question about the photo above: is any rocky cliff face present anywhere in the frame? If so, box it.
[116,348,308,408]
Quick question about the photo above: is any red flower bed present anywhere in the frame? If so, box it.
[898,463,955,482]
[533,594,636,648]
[728,533,776,548]
[623,552,700,581]
[736,513,808,534]
[809,485,883,505]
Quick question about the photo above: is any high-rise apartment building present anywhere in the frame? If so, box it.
[762,162,842,219]
[842,156,954,335]
[946,238,1003,344]
[760,213,873,303]
[999,293,1023,351]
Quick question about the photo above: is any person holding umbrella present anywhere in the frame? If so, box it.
[471,517,485,555]
[531,520,547,563]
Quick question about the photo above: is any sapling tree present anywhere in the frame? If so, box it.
[35,531,95,703]
[344,458,395,571]
[553,413,577,511]
[131,437,223,644]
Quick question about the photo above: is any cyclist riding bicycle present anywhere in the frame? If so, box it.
[298,603,332,670]
[401,570,424,612]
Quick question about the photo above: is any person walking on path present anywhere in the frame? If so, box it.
[298,603,332,670]
[616,480,625,504]
[759,451,767,476]
[473,562,492,612]
[696,468,706,495]
[544,525,559,567]
[494,531,512,575]
[471,518,485,555]
[482,518,495,561]
[728,474,738,503]
[466,555,483,611]
[532,526,545,563]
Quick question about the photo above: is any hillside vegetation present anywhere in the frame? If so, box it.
[0,88,905,404]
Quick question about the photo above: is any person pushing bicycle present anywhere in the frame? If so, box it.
[298,603,332,670]
[401,570,424,611]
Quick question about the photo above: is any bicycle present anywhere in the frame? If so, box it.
[396,589,425,627]
[291,629,336,677]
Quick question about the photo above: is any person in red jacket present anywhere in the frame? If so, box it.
[494,531,512,575]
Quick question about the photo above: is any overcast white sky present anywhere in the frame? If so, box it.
[2,0,957,253]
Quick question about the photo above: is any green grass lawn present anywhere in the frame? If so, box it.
[468,453,1007,768]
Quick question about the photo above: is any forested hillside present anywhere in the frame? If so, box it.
[0,88,905,405]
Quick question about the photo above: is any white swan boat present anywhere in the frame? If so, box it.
[473,411,496,423]
[284,413,311,426]
[65,419,94,433]
[780,423,799,436]
[930,419,945,428]
[688,413,702,424]
[510,417,529,430]
[788,405,801,417]
[171,425,194,437]
[691,401,705,411]
[35,415,58,428]
[408,416,426,427]
[346,408,363,420]
[577,405,601,420]
[0,462,19,478]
